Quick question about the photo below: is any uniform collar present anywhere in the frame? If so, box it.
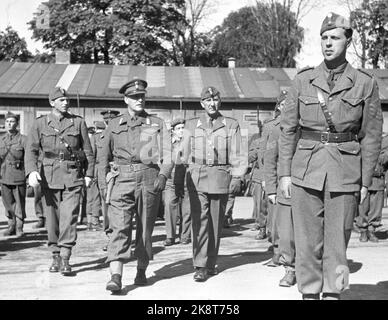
[198,113,226,131]
[47,111,74,133]
[121,110,150,127]
[310,61,356,95]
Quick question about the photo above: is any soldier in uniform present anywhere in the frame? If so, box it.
[25,86,94,275]
[99,109,120,251]
[279,13,383,299]
[264,91,297,287]
[356,135,388,242]
[163,117,191,246]
[0,112,26,237]
[101,79,173,292]
[248,132,267,239]
[183,86,247,282]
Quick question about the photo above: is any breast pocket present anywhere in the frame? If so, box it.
[191,130,206,164]
[299,95,320,122]
[64,130,80,149]
[40,130,56,149]
[11,146,24,160]
[112,127,129,150]
[340,97,363,121]
[291,139,317,180]
[213,133,229,164]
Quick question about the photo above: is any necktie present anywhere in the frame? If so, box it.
[327,70,336,91]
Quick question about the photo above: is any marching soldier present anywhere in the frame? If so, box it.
[25,86,94,276]
[163,117,191,246]
[183,86,247,282]
[279,13,382,299]
[0,112,26,237]
[102,79,173,292]
[264,91,297,287]
[99,110,120,251]
[356,135,388,242]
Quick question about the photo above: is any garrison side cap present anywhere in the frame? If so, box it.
[201,86,220,100]
[320,12,352,35]
[119,78,148,96]
[100,109,120,120]
[5,112,19,121]
[170,117,185,128]
[49,86,68,101]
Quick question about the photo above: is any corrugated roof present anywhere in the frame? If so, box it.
[0,62,387,103]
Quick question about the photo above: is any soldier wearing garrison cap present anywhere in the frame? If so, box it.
[101,109,120,122]
[163,117,191,247]
[181,85,248,282]
[102,78,174,292]
[25,86,94,276]
[279,12,382,299]
[0,112,27,237]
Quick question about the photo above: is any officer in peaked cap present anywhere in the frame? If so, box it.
[279,12,382,300]
[101,77,173,292]
[0,111,26,238]
[25,85,94,276]
[100,109,120,123]
[118,78,148,96]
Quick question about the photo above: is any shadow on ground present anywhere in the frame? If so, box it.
[348,259,363,273]
[342,281,388,300]
[0,233,47,255]
[114,249,273,296]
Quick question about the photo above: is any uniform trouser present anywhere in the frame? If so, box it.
[164,184,191,241]
[225,193,235,219]
[189,190,228,269]
[276,202,295,269]
[356,190,383,231]
[292,183,356,295]
[43,186,83,259]
[79,186,87,223]
[106,167,160,269]
[270,202,280,253]
[98,184,109,234]
[1,183,26,223]
[86,178,102,224]
[34,184,44,219]
[251,182,267,227]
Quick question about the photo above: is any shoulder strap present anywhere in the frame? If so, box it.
[316,88,337,133]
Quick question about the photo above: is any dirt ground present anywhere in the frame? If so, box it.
[0,196,388,300]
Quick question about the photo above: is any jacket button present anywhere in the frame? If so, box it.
[329,97,333,101]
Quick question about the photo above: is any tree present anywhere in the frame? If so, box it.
[211,2,304,67]
[169,0,220,66]
[0,26,32,62]
[28,0,186,65]
[348,0,388,68]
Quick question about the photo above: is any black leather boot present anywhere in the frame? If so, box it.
[49,254,61,272]
[60,258,72,275]
[134,268,147,285]
[106,274,122,292]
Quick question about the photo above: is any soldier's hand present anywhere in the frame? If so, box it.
[154,174,167,192]
[359,186,368,204]
[229,177,243,195]
[84,177,92,188]
[268,194,277,204]
[28,171,41,187]
[280,176,291,199]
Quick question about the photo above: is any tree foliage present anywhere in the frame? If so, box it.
[28,0,186,65]
[211,2,304,67]
[0,26,32,62]
[349,0,388,68]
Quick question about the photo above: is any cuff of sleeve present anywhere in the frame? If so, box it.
[362,176,372,189]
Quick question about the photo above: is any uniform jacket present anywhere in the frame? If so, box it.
[182,112,248,194]
[0,131,26,185]
[101,110,174,187]
[25,112,94,189]
[90,130,107,187]
[167,135,187,187]
[279,62,383,192]
[369,135,388,191]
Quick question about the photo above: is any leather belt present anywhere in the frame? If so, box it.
[115,163,158,172]
[44,151,74,161]
[300,130,358,143]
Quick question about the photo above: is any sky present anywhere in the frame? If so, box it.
[0,0,359,68]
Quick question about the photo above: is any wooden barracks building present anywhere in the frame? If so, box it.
[0,60,388,139]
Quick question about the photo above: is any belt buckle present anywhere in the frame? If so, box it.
[320,132,329,144]
[59,152,64,161]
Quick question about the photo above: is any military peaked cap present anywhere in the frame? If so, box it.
[119,78,148,96]
[5,112,19,121]
[201,86,220,100]
[320,12,352,35]
[100,109,120,120]
[49,86,68,101]
[171,117,185,129]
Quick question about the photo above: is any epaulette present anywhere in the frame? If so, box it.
[264,118,275,124]
[358,69,373,78]
[297,66,314,74]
